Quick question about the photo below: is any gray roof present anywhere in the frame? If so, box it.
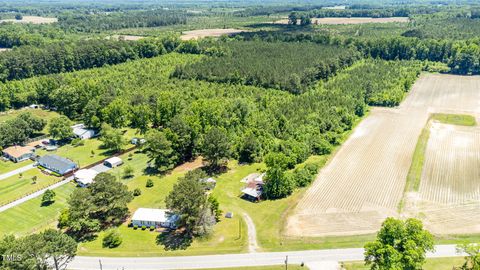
[38,154,77,173]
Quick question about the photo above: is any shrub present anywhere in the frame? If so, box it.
[149,226,155,231]
[133,188,142,196]
[141,225,147,230]
[71,138,81,146]
[133,225,138,230]
[123,165,134,178]
[102,229,122,248]
[146,179,154,188]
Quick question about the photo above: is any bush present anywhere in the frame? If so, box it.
[146,179,154,188]
[102,229,122,248]
[133,225,138,230]
[292,163,319,187]
[123,165,134,178]
[141,225,147,230]
[149,226,155,231]
[133,188,142,196]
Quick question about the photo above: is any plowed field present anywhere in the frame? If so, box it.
[287,74,480,237]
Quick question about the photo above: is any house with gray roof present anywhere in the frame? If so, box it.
[37,154,78,175]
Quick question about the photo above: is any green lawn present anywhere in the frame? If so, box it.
[431,113,477,126]
[343,257,466,270]
[0,182,75,237]
[0,159,33,175]
[0,108,60,134]
[0,169,60,206]
[194,266,306,270]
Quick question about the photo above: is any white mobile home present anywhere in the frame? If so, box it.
[131,208,179,229]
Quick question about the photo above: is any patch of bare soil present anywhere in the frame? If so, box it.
[287,74,480,237]
[0,16,57,24]
[110,35,145,41]
[172,157,204,173]
[180,29,247,40]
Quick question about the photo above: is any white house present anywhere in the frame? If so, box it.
[71,124,96,140]
[104,157,123,168]
[131,208,179,229]
[74,169,99,187]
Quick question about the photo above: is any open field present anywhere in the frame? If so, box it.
[0,16,58,24]
[287,74,480,237]
[0,183,74,237]
[274,17,409,25]
[109,35,145,41]
[0,108,60,134]
[180,28,247,40]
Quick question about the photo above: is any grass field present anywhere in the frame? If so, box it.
[0,108,60,134]
[0,182,75,237]
[343,257,465,270]
[195,266,306,270]
[0,159,33,175]
[0,169,60,206]
[431,113,477,126]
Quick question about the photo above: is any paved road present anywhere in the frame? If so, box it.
[68,245,464,270]
[0,162,112,213]
[0,163,34,181]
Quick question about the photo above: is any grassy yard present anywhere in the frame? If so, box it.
[0,108,60,134]
[0,182,75,237]
[0,169,60,206]
[194,266,306,270]
[342,257,466,270]
[0,159,33,175]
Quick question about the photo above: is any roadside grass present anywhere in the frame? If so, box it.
[0,159,33,175]
[431,113,477,126]
[193,266,306,270]
[342,257,466,270]
[0,182,75,237]
[0,169,59,206]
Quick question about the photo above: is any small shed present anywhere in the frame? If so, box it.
[131,208,179,229]
[3,146,35,163]
[71,124,96,140]
[74,169,99,187]
[37,155,78,175]
[104,157,123,168]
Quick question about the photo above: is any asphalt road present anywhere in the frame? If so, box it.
[68,244,464,270]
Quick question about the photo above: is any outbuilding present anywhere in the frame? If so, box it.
[37,154,78,176]
[74,169,99,187]
[71,124,96,140]
[104,157,123,168]
[2,146,35,163]
[131,208,179,229]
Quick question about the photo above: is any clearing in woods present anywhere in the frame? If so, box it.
[180,29,246,40]
[273,17,409,25]
[0,16,57,24]
[286,74,480,237]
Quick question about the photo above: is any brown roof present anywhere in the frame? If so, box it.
[3,146,34,158]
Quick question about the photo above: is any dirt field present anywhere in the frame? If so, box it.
[109,35,145,41]
[180,29,246,40]
[0,16,57,24]
[274,17,409,25]
[404,122,480,234]
[287,74,480,237]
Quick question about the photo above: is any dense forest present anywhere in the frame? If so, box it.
[173,41,361,94]
[57,10,188,32]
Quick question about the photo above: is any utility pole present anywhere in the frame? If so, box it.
[285,255,288,270]
[99,259,103,270]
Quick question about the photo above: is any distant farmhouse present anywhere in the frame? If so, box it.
[241,173,265,201]
[71,124,96,140]
[38,154,78,175]
[131,208,179,229]
[2,145,35,163]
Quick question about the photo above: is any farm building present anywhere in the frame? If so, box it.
[74,169,99,187]
[131,137,146,145]
[71,124,96,140]
[131,208,179,229]
[37,154,78,175]
[2,145,35,163]
[104,157,123,168]
[241,173,265,201]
